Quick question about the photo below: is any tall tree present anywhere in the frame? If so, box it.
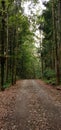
[52,0,60,84]
[1,0,6,90]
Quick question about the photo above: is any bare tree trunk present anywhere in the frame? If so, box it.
[14,29,18,84]
[1,0,6,90]
[58,0,61,76]
[5,8,9,82]
[52,0,60,85]
[11,28,16,85]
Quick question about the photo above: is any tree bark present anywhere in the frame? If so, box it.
[1,0,6,90]
[52,0,60,85]
[5,8,9,82]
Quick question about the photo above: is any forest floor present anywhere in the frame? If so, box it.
[0,80,61,130]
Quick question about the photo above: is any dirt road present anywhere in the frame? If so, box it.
[0,80,61,130]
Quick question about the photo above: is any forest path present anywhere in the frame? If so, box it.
[0,80,61,130]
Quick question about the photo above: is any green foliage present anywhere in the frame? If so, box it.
[17,41,41,79]
[3,82,11,89]
[43,68,56,85]
[45,78,56,85]
[43,68,56,79]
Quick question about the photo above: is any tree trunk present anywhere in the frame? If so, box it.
[1,0,6,90]
[5,9,9,82]
[52,0,60,85]
[11,29,16,85]
[58,0,61,76]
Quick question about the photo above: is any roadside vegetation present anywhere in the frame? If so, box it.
[37,0,61,85]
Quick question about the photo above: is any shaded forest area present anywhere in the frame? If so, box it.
[0,0,61,90]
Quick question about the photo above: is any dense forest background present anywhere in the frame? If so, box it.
[0,0,61,90]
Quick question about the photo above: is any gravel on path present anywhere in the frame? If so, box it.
[0,80,61,130]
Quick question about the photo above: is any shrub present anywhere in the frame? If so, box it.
[43,68,56,79]
[43,68,56,85]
